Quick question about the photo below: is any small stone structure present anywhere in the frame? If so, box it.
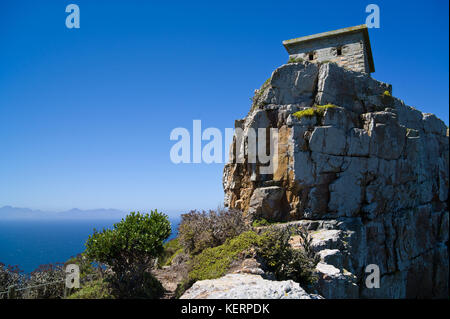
[283,25,375,74]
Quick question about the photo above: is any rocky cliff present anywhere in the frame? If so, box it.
[222,62,449,298]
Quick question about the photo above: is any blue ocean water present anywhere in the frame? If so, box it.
[0,217,180,273]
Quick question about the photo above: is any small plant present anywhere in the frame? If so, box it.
[293,104,337,120]
[85,210,171,298]
[252,218,271,227]
[381,90,393,106]
[288,56,304,64]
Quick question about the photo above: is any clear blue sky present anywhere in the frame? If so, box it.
[0,0,448,214]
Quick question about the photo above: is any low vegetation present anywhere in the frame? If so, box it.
[188,231,260,282]
[67,279,112,299]
[288,56,304,64]
[252,218,272,227]
[293,104,337,120]
[257,227,318,286]
[174,224,319,298]
[84,210,171,299]
[178,208,249,255]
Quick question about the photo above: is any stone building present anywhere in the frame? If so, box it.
[283,24,375,74]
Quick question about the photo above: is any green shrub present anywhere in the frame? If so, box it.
[67,279,113,299]
[257,227,318,287]
[178,208,249,255]
[188,231,260,282]
[84,210,171,298]
[293,104,337,120]
[252,218,272,227]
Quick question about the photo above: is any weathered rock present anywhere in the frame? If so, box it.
[223,61,449,298]
[248,186,286,220]
[180,274,323,299]
[315,262,359,299]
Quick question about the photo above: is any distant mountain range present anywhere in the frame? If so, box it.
[0,206,128,220]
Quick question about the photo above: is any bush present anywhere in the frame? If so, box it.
[67,279,112,299]
[251,217,283,227]
[188,231,260,282]
[0,263,25,299]
[26,263,66,299]
[84,210,171,298]
[178,208,249,255]
[257,227,318,287]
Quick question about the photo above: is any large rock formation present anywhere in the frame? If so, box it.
[180,274,323,299]
[223,62,449,298]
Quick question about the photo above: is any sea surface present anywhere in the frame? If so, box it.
[0,217,180,273]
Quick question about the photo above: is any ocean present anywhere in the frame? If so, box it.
[0,217,180,273]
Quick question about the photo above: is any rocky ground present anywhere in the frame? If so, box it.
[152,265,185,299]
[180,273,322,299]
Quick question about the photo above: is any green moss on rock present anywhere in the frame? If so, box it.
[293,104,337,120]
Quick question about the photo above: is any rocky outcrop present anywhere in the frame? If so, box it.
[223,62,449,298]
[180,274,323,299]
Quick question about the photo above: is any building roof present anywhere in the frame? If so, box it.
[282,25,375,73]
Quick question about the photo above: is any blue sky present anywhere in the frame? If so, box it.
[0,0,448,214]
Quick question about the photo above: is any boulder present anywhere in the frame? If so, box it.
[180,274,323,299]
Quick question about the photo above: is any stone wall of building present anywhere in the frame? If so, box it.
[286,32,370,73]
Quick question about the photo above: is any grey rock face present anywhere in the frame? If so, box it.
[248,186,285,220]
[223,61,449,298]
[180,274,323,299]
